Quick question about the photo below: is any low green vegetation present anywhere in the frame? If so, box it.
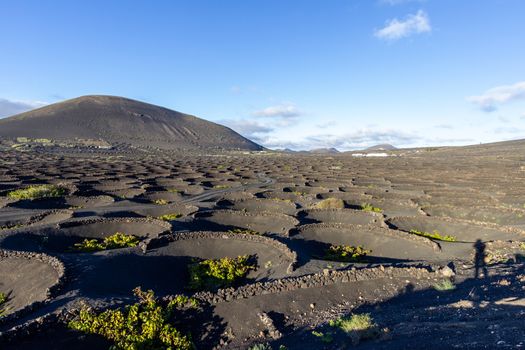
[314,198,345,209]
[292,191,306,196]
[409,229,457,242]
[329,313,376,334]
[72,232,140,252]
[324,244,371,262]
[158,213,182,221]
[154,199,169,205]
[68,288,194,350]
[0,292,8,317]
[328,313,380,345]
[0,223,23,231]
[188,255,255,290]
[227,228,260,235]
[7,184,67,200]
[248,343,272,350]
[360,203,382,213]
[433,279,456,291]
[312,330,333,343]
[213,184,230,189]
[167,188,181,193]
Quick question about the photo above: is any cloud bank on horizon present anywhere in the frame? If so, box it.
[0,99,47,118]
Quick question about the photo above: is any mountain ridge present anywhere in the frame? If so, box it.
[0,95,263,151]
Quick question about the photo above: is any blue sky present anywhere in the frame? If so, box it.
[1,0,525,150]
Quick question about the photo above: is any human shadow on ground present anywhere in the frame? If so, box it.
[269,262,525,350]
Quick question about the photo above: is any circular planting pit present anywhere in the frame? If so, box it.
[0,250,64,320]
[91,180,138,192]
[0,218,171,253]
[290,223,440,263]
[141,190,184,203]
[221,198,298,216]
[153,231,296,281]
[299,209,384,227]
[133,203,199,218]
[75,231,297,297]
[283,186,330,196]
[65,195,115,208]
[423,205,525,226]
[0,209,73,231]
[219,190,256,202]
[388,216,525,242]
[194,210,298,235]
[103,187,146,199]
[259,191,317,209]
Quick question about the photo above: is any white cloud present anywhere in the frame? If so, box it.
[0,98,47,118]
[252,103,301,118]
[221,119,274,142]
[260,128,424,151]
[467,81,525,112]
[374,10,431,41]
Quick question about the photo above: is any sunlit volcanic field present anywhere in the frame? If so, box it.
[1,141,525,349]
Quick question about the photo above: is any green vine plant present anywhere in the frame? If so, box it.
[0,292,9,317]
[323,244,371,262]
[158,213,182,221]
[69,287,196,350]
[188,255,256,290]
[72,232,140,252]
[7,184,67,200]
[227,228,260,235]
[409,229,457,242]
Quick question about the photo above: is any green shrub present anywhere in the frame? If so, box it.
[324,245,371,262]
[433,279,456,291]
[188,255,255,290]
[7,184,67,200]
[248,343,272,350]
[360,203,382,213]
[158,213,182,221]
[0,292,7,317]
[227,228,260,235]
[312,330,333,343]
[329,313,376,334]
[154,199,169,205]
[409,229,457,242]
[314,198,345,209]
[213,185,230,189]
[69,288,194,350]
[73,232,139,252]
[168,295,199,308]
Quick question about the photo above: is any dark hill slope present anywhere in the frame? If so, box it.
[0,95,262,151]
